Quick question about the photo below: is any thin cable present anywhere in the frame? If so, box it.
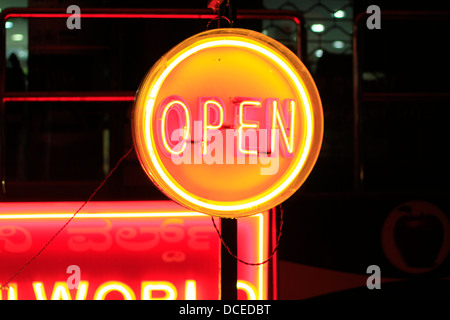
[206,0,233,30]
[0,147,134,290]
[206,15,232,30]
[211,205,284,266]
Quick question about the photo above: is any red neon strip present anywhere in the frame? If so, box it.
[0,200,198,214]
[5,13,216,19]
[3,96,135,102]
[271,210,278,300]
[4,12,300,25]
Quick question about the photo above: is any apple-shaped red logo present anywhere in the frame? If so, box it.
[394,206,443,268]
[382,201,450,274]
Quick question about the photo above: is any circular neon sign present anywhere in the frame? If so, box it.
[133,28,323,218]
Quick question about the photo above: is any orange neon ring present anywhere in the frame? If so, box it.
[133,28,323,218]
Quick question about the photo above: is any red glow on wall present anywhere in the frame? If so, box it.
[0,201,273,300]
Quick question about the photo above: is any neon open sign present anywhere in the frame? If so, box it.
[133,28,323,217]
[156,96,298,159]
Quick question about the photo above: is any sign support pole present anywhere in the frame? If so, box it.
[209,0,238,301]
[220,218,237,300]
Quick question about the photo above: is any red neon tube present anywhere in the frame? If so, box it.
[2,96,135,102]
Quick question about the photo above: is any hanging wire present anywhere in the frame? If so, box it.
[211,205,284,266]
[0,147,134,290]
[206,15,232,30]
[206,0,234,30]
